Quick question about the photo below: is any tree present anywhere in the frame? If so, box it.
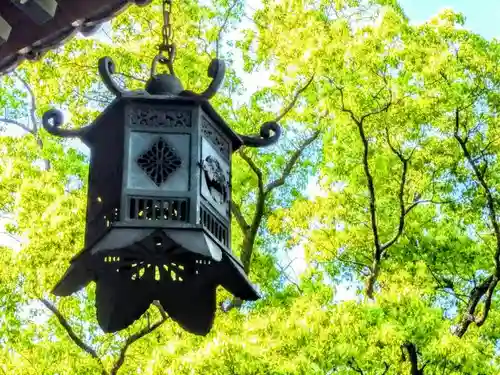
[251,0,500,371]
[3,0,500,374]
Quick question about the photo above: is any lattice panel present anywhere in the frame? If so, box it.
[201,117,229,159]
[103,255,212,282]
[127,132,190,191]
[136,137,182,186]
[128,197,188,221]
[129,106,191,128]
[200,205,229,246]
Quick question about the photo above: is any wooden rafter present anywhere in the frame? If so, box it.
[11,0,58,25]
[0,15,11,45]
[0,0,152,74]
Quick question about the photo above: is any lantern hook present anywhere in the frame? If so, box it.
[150,50,176,78]
[200,59,226,99]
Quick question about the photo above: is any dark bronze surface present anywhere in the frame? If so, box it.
[42,49,282,335]
[55,230,258,335]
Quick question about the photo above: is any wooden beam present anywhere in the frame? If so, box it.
[0,0,152,73]
[0,15,12,45]
[11,0,58,25]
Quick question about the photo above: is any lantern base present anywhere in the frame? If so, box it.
[53,229,259,335]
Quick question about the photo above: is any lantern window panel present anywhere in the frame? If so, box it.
[127,132,190,191]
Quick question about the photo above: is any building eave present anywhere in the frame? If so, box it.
[0,0,151,74]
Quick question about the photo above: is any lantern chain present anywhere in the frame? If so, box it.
[156,0,176,75]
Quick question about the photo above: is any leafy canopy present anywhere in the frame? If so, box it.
[1,0,500,374]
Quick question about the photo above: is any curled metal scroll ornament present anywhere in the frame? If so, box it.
[42,109,90,139]
[98,57,124,97]
[199,59,226,99]
[239,121,282,148]
[180,59,226,100]
[95,56,225,99]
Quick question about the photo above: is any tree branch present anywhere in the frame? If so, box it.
[475,276,498,327]
[328,77,392,124]
[359,98,392,123]
[110,303,168,375]
[454,109,500,265]
[274,75,315,123]
[236,119,320,275]
[454,275,495,337]
[265,130,321,193]
[239,149,264,195]
[115,72,147,84]
[423,261,468,304]
[152,300,168,320]
[40,298,106,374]
[0,115,49,169]
[403,199,448,215]
[235,150,266,274]
[12,72,37,132]
[380,127,410,253]
[329,78,396,299]
[231,199,250,232]
[0,231,22,244]
[196,18,213,60]
[403,342,424,375]
[8,72,50,169]
[216,0,240,58]
[221,298,243,312]
[73,91,112,106]
[239,192,265,274]
[0,117,34,135]
[355,113,381,299]
[59,62,147,84]
[228,76,315,290]
[453,108,500,336]
[276,262,303,294]
[347,357,365,374]
[334,81,359,123]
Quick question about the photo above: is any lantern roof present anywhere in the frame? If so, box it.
[53,228,259,335]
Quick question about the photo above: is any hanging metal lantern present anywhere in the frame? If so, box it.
[42,39,281,334]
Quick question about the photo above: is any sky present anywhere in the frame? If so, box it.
[399,0,500,39]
